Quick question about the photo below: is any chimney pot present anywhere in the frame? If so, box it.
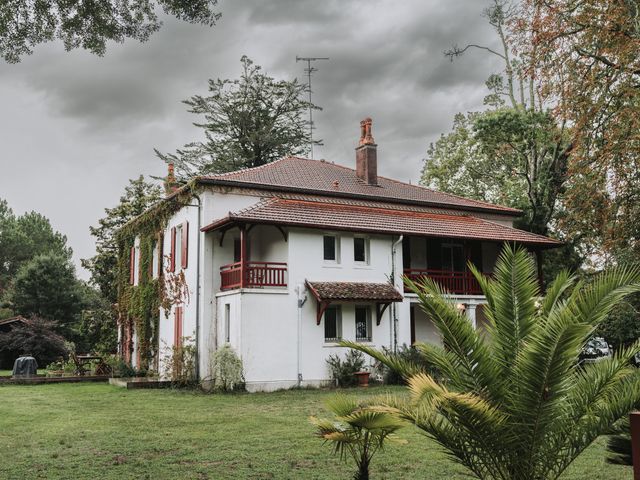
[356,118,378,185]
[165,163,178,195]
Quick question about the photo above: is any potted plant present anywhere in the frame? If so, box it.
[354,367,370,387]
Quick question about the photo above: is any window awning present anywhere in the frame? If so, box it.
[305,281,403,326]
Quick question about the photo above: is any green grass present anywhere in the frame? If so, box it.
[0,383,632,479]
[0,369,12,376]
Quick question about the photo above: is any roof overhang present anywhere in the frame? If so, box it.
[200,198,561,250]
[306,281,403,326]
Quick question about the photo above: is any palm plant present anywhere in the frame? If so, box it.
[343,245,640,480]
[310,394,406,480]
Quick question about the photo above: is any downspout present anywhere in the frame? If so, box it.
[296,284,307,387]
[391,235,404,353]
[194,193,202,381]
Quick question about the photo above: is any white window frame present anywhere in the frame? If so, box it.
[353,236,370,265]
[151,240,159,279]
[133,240,140,286]
[355,305,372,342]
[224,304,231,344]
[175,224,183,271]
[324,305,342,343]
[323,234,340,264]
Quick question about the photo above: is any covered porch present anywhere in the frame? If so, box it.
[202,220,289,291]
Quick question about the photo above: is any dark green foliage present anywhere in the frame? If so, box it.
[326,350,365,387]
[596,294,640,352]
[8,253,81,338]
[77,284,117,354]
[381,344,440,385]
[0,317,68,368]
[0,0,220,63]
[156,56,317,178]
[83,176,162,304]
[0,199,71,296]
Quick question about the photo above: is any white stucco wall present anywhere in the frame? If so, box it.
[143,186,509,390]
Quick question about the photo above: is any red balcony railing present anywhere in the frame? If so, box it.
[220,261,288,290]
[403,269,483,295]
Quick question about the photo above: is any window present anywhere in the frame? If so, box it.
[324,305,342,342]
[233,238,241,263]
[224,304,231,343]
[174,224,183,270]
[151,241,159,279]
[132,243,140,286]
[323,235,338,262]
[355,306,372,342]
[441,243,465,272]
[174,306,183,346]
[354,237,369,264]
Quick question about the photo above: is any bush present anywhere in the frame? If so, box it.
[326,349,365,387]
[0,317,68,367]
[210,344,245,392]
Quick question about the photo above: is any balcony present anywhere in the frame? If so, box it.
[220,261,288,291]
[403,269,483,295]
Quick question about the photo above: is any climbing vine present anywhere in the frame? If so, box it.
[115,182,197,370]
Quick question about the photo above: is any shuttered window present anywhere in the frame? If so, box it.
[181,221,189,269]
[174,306,183,346]
[170,227,177,272]
[129,246,135,284]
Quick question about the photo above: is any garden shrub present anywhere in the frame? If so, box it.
[326,349,365,387]
[211,344,245,392]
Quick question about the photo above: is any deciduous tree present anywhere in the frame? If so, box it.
[0,0,220,63]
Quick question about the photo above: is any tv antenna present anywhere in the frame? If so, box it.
[296,56,329,159]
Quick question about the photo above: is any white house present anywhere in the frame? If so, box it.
[118,118,560,391]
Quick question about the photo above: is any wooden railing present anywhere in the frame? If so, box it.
[220,261,288,290]
[403,269,483,295]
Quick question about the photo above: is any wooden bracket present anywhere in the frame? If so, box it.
[275,225,288,242]
[316,300,331,325]
[376,303,391,326]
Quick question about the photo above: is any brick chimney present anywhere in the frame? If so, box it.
[164,163,177,195]
[355,117,377,185]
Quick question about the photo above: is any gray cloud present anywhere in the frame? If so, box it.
[0,0,502,278]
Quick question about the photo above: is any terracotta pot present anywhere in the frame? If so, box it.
[354,371,370,387]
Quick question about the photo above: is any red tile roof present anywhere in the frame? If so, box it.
[201,197,561,247]
[306,281,403,302]
[198,156,520,216]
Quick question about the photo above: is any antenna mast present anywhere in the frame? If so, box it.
[296,56,329,159]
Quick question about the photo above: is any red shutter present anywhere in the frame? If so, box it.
[170,227,176,273]
[174,307,183,346]
[129,247,135,284]
[181,221,189,269]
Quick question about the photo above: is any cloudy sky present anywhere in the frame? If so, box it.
[0,0,502,279]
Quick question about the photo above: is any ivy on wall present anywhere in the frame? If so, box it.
[115,181,197,370]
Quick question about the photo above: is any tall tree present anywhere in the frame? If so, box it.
[423,1,571,239]
[7,253,81,338]
[514,0,640,262]
[156,56,317,179]
[83,176,162,303]
[0,1,220,63]
[0,199,72,295]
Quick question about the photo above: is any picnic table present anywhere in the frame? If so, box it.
[72,354,111,376]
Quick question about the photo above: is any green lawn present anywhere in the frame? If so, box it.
[0,383,632,480]
[0,369,11,376]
